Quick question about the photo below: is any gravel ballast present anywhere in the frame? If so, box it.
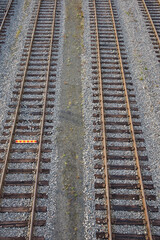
[114,0,160,211]
[82,0,160,238]
[0,0,38,133]
[82,0,100,238]
[0,0,160,238]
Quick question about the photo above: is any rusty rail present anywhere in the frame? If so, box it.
[93,0,153,238]
[141,0,160,48]
[28,0,57,238]
[0,0,57,237]
[0,0,13,32]
[108,0,153,239]
[93,0,112,239]
[0,0,42,197]
[0,0,58,238]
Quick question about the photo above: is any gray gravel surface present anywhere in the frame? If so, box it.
[82,0,100,239]
[0,0,160,238]
[34,0,66,239]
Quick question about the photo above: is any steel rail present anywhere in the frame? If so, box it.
[0,0,13,32]
[93,0,112,239]
[141,0,160,48]
[108,0,153,239]
[28,0,57,238]
[0,0,42,196]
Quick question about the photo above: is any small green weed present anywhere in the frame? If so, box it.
[15,25,22,39]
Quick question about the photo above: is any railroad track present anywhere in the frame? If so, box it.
[89,0,160,239]
[0,0,15,47]
[137,0,160,61]
[0,0,61,238]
